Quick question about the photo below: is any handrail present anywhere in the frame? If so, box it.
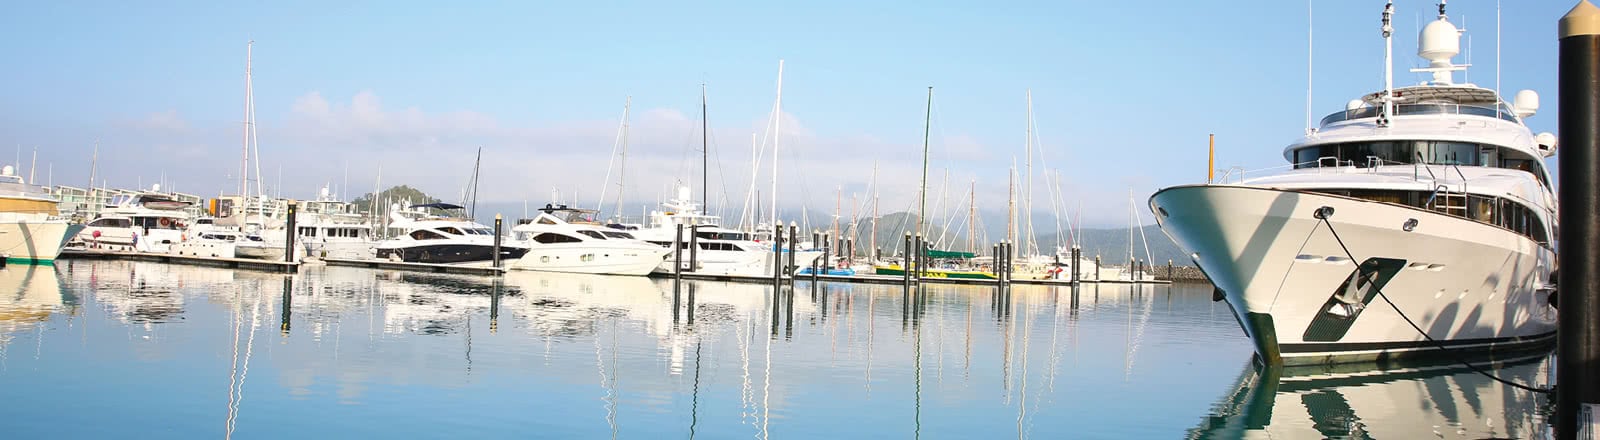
[1425,184,1451,210]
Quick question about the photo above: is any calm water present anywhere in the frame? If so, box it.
[0,261,1553,438]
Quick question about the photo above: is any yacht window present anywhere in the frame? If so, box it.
[1315,188,1549,247]
[532,232,584,244]
[197,218,214,225]
[601,231,635,239]
[578,230,607,240]
[300,227,317,237]
[438,227,465,235]
[473,228,494,235]
[89,218,132,228]
[411,230,447,240]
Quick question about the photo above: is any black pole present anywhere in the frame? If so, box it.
[1168,260,1174,281]
[846,238,854,268]
[686,282,697,325]
[689,223,698,272]
[1559,4,1600,437]
[492,214,503,269]
[773,221,783,286]
[1071,247,1081,283]
[279,276,292,335]
[284,201,298,265]
[1053,252,1061,281]
[490,279,501,332]
[1095,255,1101,282]
[913,234,923,282]
[787,223,798,283]
[903,232,912,288]
[674,224,684,282]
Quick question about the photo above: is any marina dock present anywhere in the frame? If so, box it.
[59,249,298,273]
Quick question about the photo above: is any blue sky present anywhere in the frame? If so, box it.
[0,1,1573,227]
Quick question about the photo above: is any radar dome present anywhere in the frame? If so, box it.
[151,183,161,192]
[1513,90,1540,118]
[1536,132,1558,157]
[1346,100,1366,111]
[1418,19,1461,68]
[0,166,13,176]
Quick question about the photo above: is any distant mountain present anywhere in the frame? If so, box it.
[1034,225,1188,267]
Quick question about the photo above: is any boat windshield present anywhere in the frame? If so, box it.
[696,231,749,241]
[1320,103,1518,126]
[1290,140,1550,186]
[601,231,635,239]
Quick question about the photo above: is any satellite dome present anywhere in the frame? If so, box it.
[1418,18,1461,68]
[0,166,13,177]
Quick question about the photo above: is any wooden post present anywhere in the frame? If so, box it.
[284,201,298,265]
[492,214,503,269]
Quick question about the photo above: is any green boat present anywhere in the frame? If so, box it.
[873,264,997,280]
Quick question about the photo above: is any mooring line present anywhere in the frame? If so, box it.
[1317,216,1553,394]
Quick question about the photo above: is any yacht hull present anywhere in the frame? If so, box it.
[512,244,669,276]
[0,221,77,264]
[1149,185,1557,366]
[377,243,530,265]
[304,240,376,260]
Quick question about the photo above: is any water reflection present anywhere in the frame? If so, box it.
[1190,356,1554,439]
[0,261,1553,438]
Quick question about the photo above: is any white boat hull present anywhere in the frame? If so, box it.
[512,243,670,276]
[303,239,375,260]
[1149,185,1557,366]
[0,220,75,263]
[169,240,237,258]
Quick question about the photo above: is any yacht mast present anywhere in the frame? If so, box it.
[1380,1,1395,126]
[770,60,784,231]
[833,186,841,252]
[918,86,933,240]
[968,179,976,254]
[596,96,630,215]
[1024,89,1034,257]
[1007,165,1016,246]
[240,41,252,197]
[615,98,631,216]
[701,84,709,212]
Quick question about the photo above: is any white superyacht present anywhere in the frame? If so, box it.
[1149,2,1557,366]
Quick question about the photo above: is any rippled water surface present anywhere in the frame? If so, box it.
[0,261,1553,438]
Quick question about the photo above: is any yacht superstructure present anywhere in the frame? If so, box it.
[1149,3,1558,365]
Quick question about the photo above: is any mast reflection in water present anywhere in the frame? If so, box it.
[0,260,1552,438]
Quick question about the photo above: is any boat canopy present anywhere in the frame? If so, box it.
[924,249,976,259]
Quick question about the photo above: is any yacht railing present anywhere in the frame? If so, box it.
[1319,103,1519,126]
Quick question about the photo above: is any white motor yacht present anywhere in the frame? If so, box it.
[78,187,193,254]
[1149,4,1557,366]
[170,230,245,258]
[296,214,375,260]
[510,204,669,276]
[628,187,821,276]
[0,167,78,264]
[374,202,528,265]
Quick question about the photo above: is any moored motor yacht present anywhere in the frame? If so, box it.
[77,187,192,254]
[628,187,821,277]
[375,202,528,265]
[510,204,669,276]
[0,167,78,264]
[1148,3,1558,366]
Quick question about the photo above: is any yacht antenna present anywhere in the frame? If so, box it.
[1495,0,1501,118]
[1380,1,1394,127]
[1305,0,1314,134]
[28,147,36,185]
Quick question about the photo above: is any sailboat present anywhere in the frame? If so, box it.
[872,87,992,280]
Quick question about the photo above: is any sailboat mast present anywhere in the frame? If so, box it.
[1024,89,1035,257]
[87,139,98,205]
[833,186,840,252]
[918,86,933,239]
[240,41,252,197]
[701,84,709,210]
[1007,166,1016,245]
[469,147,482,218]
[968,179,976,254]
[770,60,784,230]
[615,97,631,216]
